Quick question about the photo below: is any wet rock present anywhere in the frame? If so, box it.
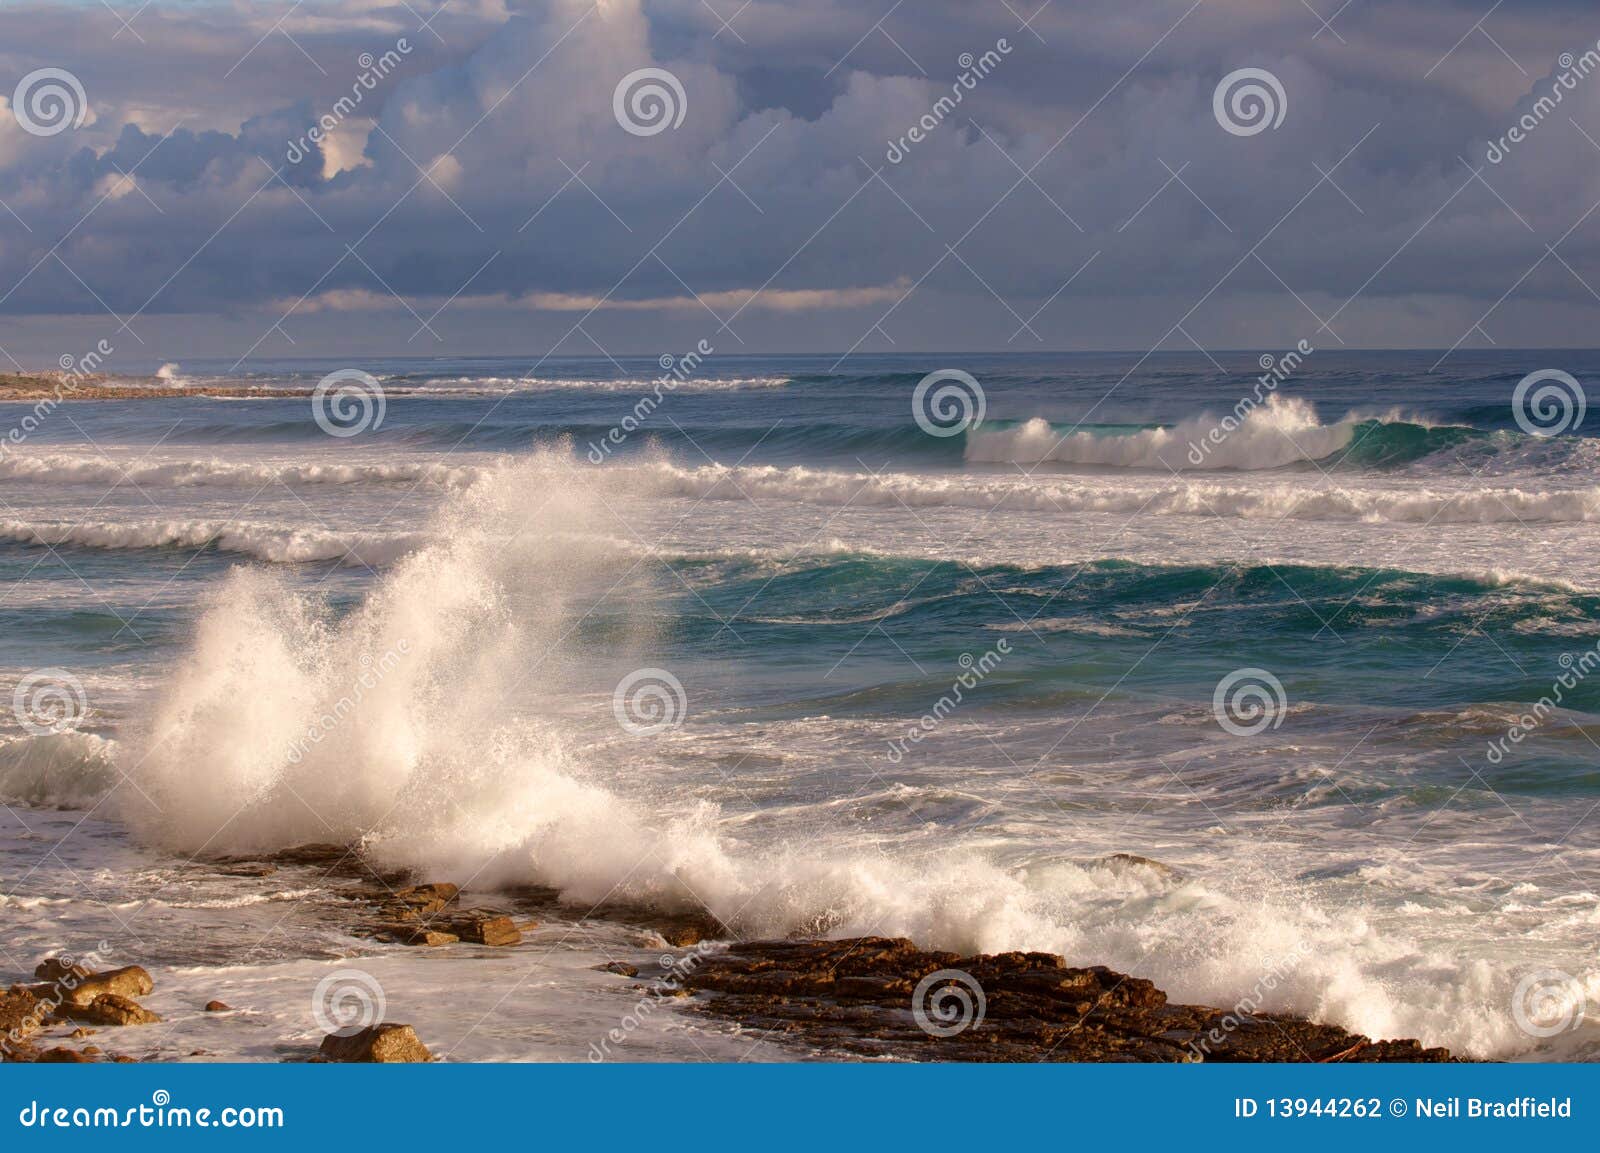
[452,914,521,947]
[392,882,459,909]
[319,1024,432,1063]
[213,863,277,878]
[1098,853,1185,882]
[68,994,161,1027]
[1,1040,41,1063]
[0,988,48,1034]
[60,966,153,1009]
[682,937,1455,1064]
[204,1000,232,1012]
[69,1028,95,1039]
[36,1047,93,1063]
[271,843,351,866]
[397,928,459,947]
[35,957,93,983]
[597,961,640,978]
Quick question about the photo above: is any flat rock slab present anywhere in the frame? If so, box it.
[681,937,1455,1063]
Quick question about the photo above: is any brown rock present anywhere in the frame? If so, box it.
[597,961,640,977]
[204,1000,232,1012]
[67,994,161,1027]
[69,1028,95,1039]
[60,966,154,1009]
[0,988,48,1034]
[679,937,1457,1064]
[391,927,458,946]
[272,843,351,865]
[319,1024,431,1063]
[453,915,521,947]
[393,882,459,907]
[36,1047,93,1063]
[35,958,93,983]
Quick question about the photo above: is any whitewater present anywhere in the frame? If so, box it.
[2,350,1598,1062]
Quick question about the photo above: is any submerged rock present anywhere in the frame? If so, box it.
[682,937,1455,1063]
[319,1024,432,1063]
[204,1001,232,1012]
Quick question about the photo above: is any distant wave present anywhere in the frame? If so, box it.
[378,374,791,393]
[0,454,487,490]
[965,396,1484,471]
[629,459,1600,525]
[0,518,424,566]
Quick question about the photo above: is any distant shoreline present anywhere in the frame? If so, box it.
[0,373,313,401]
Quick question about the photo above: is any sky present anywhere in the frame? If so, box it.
[0,0,1598,367]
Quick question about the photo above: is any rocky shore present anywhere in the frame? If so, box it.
[2,843,1457,1063]
[0,372,312,401]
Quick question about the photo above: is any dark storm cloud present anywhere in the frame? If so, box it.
[0,0,1597,358]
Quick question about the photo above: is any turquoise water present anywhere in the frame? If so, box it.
[1,349,1597,1059]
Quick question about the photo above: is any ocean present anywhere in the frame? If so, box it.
[1,349,1597,1061]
